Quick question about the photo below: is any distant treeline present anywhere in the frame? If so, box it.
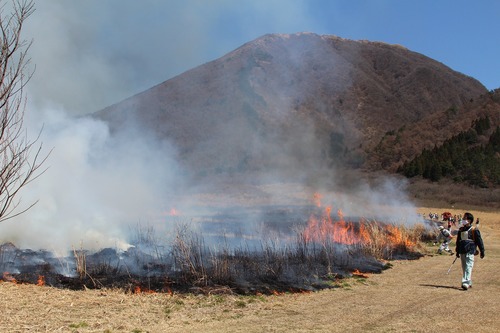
[398,116,500,188]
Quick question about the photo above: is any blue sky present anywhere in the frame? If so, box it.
[24,0,500,115]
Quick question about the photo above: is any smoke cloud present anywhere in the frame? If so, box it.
[0,106,182,253]
[0,2,424,255]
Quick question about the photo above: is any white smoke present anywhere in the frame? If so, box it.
[0,2,426,255]
[0,105,182,253]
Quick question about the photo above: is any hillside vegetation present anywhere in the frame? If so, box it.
[398,116,500,187]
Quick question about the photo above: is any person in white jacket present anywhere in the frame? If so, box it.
[437,225,453,255]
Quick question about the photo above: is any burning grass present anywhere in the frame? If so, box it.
[2,205,497,333]
[0,211,433,295]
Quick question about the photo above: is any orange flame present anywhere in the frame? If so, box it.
[304,207,370,245]
[385,225,415,248]
[303,193,414,249]
[134,285,155,294]
[352,269,369,278]
[37,275,45,286]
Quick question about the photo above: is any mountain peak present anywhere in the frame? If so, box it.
[95,33,491,178]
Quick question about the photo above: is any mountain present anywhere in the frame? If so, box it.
[94,32,497,182]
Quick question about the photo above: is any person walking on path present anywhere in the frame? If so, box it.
[455,212,485,290]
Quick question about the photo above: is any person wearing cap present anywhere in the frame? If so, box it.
[455,212,485,290]
[436,225,453,255]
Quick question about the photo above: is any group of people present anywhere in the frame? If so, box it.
[435,212,485,290]
[428,211,474,226]
[428,212,439,220]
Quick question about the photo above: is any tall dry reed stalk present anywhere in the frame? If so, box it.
[72,244,87,279]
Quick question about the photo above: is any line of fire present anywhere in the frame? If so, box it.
[0,193,434,295]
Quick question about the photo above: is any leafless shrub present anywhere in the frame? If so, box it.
[127,223,170,278]
[259,238,287,278]
[129,223,167,262]
[171,223,207,284]
[207,237,232,285]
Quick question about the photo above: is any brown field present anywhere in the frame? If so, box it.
[1,205,499,333]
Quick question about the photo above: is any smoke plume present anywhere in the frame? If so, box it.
[0,3,424,255]
[0,106,182,253]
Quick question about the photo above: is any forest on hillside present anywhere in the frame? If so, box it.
[398,116,500,188]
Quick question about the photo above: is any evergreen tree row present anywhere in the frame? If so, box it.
[397,116,500,188]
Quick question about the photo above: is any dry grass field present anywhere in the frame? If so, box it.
[1,205,499,333]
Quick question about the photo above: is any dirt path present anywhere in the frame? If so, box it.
[1,208,499,332]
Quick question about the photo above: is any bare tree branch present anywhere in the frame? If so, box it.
[0,0,48,223]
